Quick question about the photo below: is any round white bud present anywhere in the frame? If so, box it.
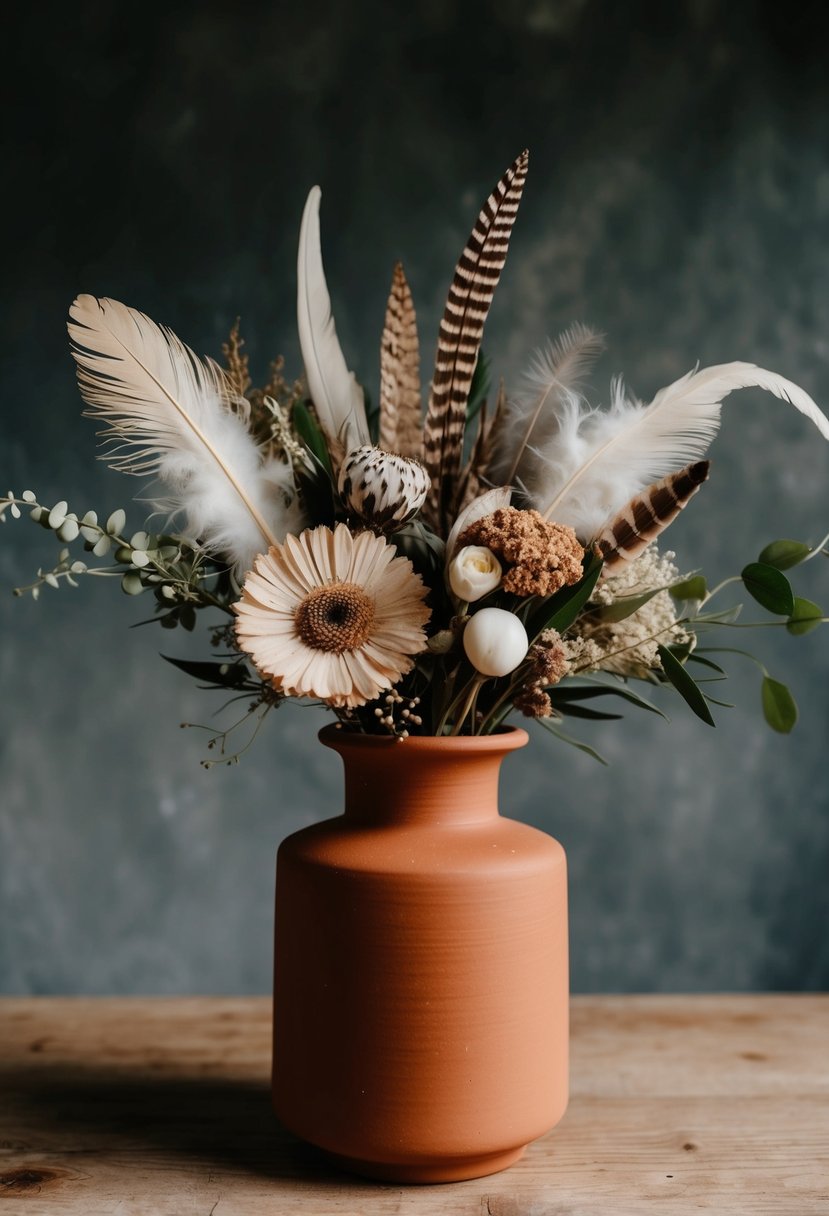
[462,608,529,678]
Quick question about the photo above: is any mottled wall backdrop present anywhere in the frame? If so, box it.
[2,0,828,993]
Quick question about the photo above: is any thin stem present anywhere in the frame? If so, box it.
[699,618,829,630]
[803,528,829,562]
[450,676,485,736]
[477,671,527,735]
[697,646,769,677]
[435,678,467,736]
[570,618,690,675]
[701,575,743,604]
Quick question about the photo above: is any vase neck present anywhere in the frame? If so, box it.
[320,726,529,827]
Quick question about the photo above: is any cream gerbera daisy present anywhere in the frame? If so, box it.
[233,523,431,707]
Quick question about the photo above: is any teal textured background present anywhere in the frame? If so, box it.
[1,0,828,993]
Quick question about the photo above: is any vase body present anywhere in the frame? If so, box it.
[272,725,568,1183]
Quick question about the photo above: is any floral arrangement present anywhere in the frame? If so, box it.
[4,151,828,764]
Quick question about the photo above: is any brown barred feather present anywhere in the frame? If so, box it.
[422,151,529,533]
[595,461,710,570]
[378,262,422,460]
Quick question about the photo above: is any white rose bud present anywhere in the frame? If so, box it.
[449,545,502,602]
[463,608,529,678]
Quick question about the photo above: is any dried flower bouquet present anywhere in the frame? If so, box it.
[4,151,829,763]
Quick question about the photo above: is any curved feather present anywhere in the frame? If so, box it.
[68,295,301,575]
[297,187,368,459]
[536,361,829,537]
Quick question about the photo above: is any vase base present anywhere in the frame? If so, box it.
[323,1143,526,1184]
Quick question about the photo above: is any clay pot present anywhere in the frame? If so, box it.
[272,725,568,1183]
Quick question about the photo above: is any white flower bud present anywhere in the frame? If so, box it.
[449,545,502,602]
[462,608,529,678]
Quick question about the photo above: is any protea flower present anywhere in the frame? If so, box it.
[338,445,430,529]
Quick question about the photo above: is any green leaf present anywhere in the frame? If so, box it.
[761,677,798,733]
[536,717,608,765]
[525,551,604,640]
[162,655,251,688]
[548,682,668,718]
[786,597,824,636]
[758,539,812,570]
[740,562,795,616]
[293,401,333,475]
[295,459,336,528]
[595,587,663,623]
[656,644,716,726]
[670,575,707,602]
[693,603,743,625]
[553,703,623,721]
[686,653,727,674]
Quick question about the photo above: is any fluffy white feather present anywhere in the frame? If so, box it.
[529,361,829,539]
[68,294,303,576]
[297,187,369,458]
[493,323,605,488]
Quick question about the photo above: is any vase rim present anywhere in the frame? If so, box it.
[319,723,529,753]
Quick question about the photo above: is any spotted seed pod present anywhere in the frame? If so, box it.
[338,445,430,529]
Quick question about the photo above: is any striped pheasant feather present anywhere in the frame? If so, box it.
[422,150,529,533]
[379,262,422,459]
[595,460,710,571]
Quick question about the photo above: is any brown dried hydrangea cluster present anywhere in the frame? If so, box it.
[458,507,584,597]
[513,629,570,718]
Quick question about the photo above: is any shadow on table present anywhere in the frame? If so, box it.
[7,1064,368,1187]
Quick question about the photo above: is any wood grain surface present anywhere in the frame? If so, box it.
[0,995,826,1214]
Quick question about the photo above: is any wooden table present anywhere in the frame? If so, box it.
[0,996,826,1214]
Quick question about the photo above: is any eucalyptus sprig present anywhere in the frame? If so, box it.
[3,491,238,627]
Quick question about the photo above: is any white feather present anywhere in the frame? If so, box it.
[529,361,829,538]
[297,187,369,456]
[493,324,605,488]
[68,294,304,576]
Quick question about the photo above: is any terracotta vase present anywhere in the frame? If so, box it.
[272,724,569,1183]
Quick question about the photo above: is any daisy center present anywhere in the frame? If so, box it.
[294,582,377,654]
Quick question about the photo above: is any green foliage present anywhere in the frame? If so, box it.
[656,644,716,726]
[669,574,707,603]
[761,677,798,733]
[524,551,604,640]
[536,717,608,765]
[758,539,812,570]
[549,681,668,718]
[595,586,665,623]
[786,597,824,636]
[741,562,795,615]
[292,401,332,474]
